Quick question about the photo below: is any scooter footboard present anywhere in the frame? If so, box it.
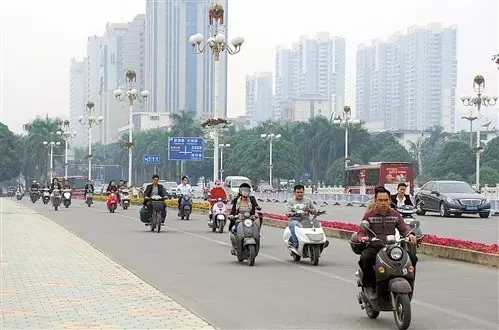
[388,278,412,293]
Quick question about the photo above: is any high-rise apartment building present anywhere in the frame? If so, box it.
[356,23,457,132]
[275,32,346,121]
[86,35,104,144]
[145,0,228,118]
[245,72,273,125]
[69,58,87,148]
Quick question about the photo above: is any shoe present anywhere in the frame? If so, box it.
[363,287,377,300]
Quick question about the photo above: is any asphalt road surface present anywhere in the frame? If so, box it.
[20,199,499,329]
[256,201,499,244]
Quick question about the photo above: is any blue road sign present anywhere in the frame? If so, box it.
[143,154,160,165]
[168,137,204,161]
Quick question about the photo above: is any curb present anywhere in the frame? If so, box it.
[87,196,499,268]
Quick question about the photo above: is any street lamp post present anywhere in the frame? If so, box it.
[333,106,358,168]
[189,2,244,181]
[461,110,478,148]
[78,101,104,181]
[56,120,77,180]
[260,123,281,188]
[42,140,61,182]
[461,75,498,189]
[113,69,150,186]
[218,143,230,180]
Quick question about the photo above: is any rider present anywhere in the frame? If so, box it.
[62,180,71,189]
[118,180,125,189]
[49,178,62,193]
[355,187,417,297]
[176,176,192,211]
[208,179,228,220]
[84,179,94,198]
[143,174,167,220]
[107,180,118,193]
[229,183,259,232]
[30,180,40,190]
[285,184,316,248]
[391,182,413,208]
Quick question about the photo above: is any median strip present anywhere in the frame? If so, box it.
[90,195,499,267]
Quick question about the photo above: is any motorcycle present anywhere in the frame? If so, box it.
[355,220,421,330]
[178,194,192,220]
[148,195,166,233]
[62,189,72,208]
[42,188,50,204]
[120,188,131,210]
[209,198,227,233]
[85,192,93,207]
[51,189,61,211]
[15,190,23,201]
[395,205,424,257]
[29,189,40,203]
[230,212,261,266]
[107,192,118,213]
[283,207,329,266]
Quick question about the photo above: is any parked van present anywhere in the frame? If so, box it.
[224,176,252,197]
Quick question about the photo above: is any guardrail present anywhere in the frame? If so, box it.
[253,191,499,215]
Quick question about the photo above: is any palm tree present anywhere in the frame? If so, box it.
[170,109,203,137]
[408,137,425,174]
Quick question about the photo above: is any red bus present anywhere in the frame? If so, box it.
[64,175,87,196]
[344,162,414,195]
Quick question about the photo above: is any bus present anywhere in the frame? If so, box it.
[344,162,414,195]
[64,175,87,193]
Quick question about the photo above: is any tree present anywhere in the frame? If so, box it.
[0,123,24,181]
[431,141,475,180]
[482,136,498,167]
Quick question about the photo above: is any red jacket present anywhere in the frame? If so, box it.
[208,187,227,206]
[356,207,411,243]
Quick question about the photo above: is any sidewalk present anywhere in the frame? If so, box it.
[0,198,215,329]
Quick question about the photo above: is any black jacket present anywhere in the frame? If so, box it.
[230,196,259,216]
[391,194,413,208]
[49,183,62,193]
[143,184,167,206]
[84,184,94,194]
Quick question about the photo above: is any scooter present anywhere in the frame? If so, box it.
[29,189,40,203]
[85,192,93,207]
[107,192,118,213]
[178,194,192,220]
[52,189,61,211]
[283,207,329,266]
[355,220,420,330]
[395,205,424,257]
[15,190,23,201]
[229,212,261,266]
[42,188,50,204]
[120,188,131,210]
[62,189,72,208]
[148,195,166,233]
[209,198,227,233]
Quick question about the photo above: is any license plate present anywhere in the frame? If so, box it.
[466,206,478,211]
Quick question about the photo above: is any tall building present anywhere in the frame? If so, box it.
[98,23,129,144]
[145,0,228,118]
[356,23,457,132]
[275,32,346,120]
[69,58,87,148]
[86,36,104,144]
[245,72,273,124]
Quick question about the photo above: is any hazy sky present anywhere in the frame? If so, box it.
[0,0,498,133]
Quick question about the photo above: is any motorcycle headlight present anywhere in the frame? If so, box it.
[243,219,253,227]
[216,214,225,220]
[389,247,403,261]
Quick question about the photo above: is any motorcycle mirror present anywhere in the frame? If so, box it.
[256,206,262,211]
[360,220,370,231]
[410,220,420,229]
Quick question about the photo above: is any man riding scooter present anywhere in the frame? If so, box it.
[207,179,228,225]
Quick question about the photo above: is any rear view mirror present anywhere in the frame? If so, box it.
[410,220,420,229]
[431,190,439,195]
[360,220,370,232]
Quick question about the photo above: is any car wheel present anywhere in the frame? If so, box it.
[439,202,450,217]
[479,212,490,219]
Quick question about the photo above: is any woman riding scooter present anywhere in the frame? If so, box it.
[229,183,260,232]
[208,179,228,221]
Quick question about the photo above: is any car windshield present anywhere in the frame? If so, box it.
[165,182,177,188]
[439,182,475,194]
[233,179,251,188]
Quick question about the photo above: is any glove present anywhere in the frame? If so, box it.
[360,236,370,243]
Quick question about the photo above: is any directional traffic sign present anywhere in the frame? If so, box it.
[168,137,204,161]
[143,154,160,164]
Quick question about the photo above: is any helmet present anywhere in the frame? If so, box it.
[32,180,37,183]
[349,232,365,255]
[239,183,251,197]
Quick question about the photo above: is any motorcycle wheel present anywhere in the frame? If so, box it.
[157,215,161,233]
[150,214,156,232]
[54,205,58,211]
[211,220,217,232]
[247,245,256,266]
[218,220,224,233]
[185,212,190,220]
[310,245,320,266]
[364,299,380,319]
[393,293,411,330]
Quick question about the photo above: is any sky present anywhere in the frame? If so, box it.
[0,0,498,134]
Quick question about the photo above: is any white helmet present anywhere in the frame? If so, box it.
[32,180,37,183]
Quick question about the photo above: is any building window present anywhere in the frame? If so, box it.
[150,115,159,121]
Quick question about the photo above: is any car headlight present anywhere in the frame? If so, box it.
[445,197,454,203]
[389,247,403,261]
[243,219,253,227]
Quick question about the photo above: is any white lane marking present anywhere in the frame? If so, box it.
[466,227,486,231]
[61,203,498,328]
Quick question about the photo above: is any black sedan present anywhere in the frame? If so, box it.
[415,180,491,218]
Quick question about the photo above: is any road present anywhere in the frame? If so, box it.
[21,199,499,329]
[256,200,499,244]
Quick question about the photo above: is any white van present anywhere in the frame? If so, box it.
[224,176,252,197]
